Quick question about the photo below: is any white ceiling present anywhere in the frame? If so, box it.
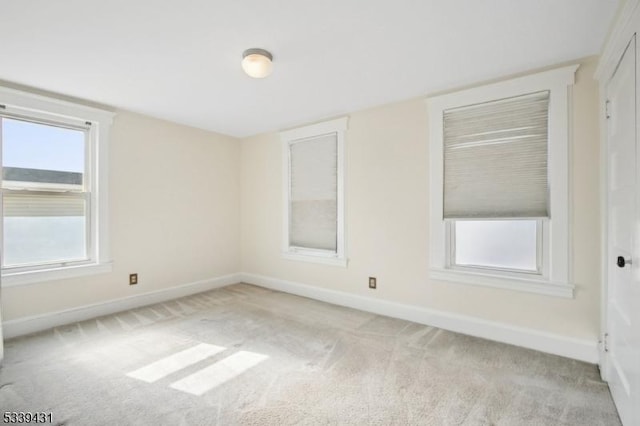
[0,1,619,138]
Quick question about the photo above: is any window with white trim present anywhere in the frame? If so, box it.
[0,87,113,286]
[280,117,348,267]
[427,66,578,298]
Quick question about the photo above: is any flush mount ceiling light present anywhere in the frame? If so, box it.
[242,48,273,78]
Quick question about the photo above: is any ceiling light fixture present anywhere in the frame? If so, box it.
[242,48,273,78]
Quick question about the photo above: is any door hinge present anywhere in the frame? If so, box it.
[603,332,609,352]
[605,100,611,119]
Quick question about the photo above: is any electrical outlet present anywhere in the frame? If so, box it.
[369,277,377,289]
[129,273,138,285]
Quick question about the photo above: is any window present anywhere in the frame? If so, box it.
[444,90,548,276]
[0,87,113,286]
[427,66,578,297]
[280,117,348,266]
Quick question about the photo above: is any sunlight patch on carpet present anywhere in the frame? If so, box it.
[169,351,268,396]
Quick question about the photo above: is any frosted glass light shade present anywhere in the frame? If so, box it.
[242,48,273,78]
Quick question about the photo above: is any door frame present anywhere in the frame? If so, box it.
[596,0,640,378]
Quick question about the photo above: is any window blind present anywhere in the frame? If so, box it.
[3,193,85,217]
[289,133,338,251]
[443,90,550,219]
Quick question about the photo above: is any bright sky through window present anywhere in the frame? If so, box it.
[2,117,84,173]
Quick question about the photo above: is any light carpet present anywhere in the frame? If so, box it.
[0,283,620,425]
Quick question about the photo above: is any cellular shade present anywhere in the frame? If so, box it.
[3,193,85,217]
[443,91,550,219]
[289,134,337,251]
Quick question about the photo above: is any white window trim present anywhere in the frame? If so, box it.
[426,65,578,298]
[280,117,348,267]
[0,86,114,287]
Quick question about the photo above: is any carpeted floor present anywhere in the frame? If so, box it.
[0,283,621,425]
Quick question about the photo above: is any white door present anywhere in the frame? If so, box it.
[606,34,640,426]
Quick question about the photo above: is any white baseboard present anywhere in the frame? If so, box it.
[240,272,599,363]
[3,273,242,339]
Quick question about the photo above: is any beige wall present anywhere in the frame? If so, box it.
[2,111,241,320]
[241,57,601,341]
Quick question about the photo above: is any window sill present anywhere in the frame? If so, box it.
[2,262,113,287]
[282,252,348,267]
[429,267,574,298]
